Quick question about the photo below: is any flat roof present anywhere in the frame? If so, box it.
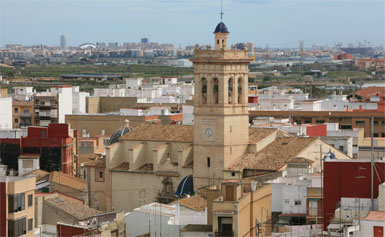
[0,176,31,182]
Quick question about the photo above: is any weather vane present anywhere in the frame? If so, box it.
[220,0,224,21]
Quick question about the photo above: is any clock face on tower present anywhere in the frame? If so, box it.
[205,128,213,137]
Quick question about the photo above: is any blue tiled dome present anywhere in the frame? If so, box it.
[108,120,134,145]
[214,22,229,33]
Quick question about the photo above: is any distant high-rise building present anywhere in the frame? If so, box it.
[299,40,304,59]
[108,42,118,49]
[141,38,149,44]
[60,35,67,50]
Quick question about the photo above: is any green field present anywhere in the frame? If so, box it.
[0,64,194,79]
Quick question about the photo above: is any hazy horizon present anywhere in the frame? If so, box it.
[1,0,384,48]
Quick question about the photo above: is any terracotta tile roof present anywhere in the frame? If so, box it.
[121,124,193,142]
[285,157,314,164]
[44,196,101,220]
[78,153,101,164]
[361,211,385,221]
[228,137,317,171]
[24,169,50,182]
[82,158,106,168]
[249,128,277,143]
[49,171,87,192]
[120,124,283,144]
[136,163,153,171]
[355,87,385,99]
[178,195,207,212]
[112,162,130,171]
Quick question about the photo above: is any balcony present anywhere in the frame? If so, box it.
[20,113,32,118]
[20,122,32,127]
[215,232,234,237]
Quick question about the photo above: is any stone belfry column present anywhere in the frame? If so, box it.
[191,22,252,189]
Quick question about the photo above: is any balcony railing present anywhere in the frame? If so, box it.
[215,232,234,237]
[20,113,32,118]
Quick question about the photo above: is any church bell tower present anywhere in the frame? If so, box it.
[191,21,252,188]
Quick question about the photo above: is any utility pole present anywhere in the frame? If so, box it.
[370,116,374,210]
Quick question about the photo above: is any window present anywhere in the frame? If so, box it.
[28,194,33,207]
[8,193,25,213]
[201,78,207,104]
[237,78,242,103]
[228,78,233,104]
[14,108,19,113]
[316,120,325,124]
[213,78,219,104]
[41,130,46,138]
[14,118,19,123]
[374,121,379,126]
[356,121,365,126]
[341,124,352,129]
[28,218,33,231]
[374,133,379,137]
[382,121,385,126]
[218,217,233,234]
[382,133,385,137]
[8,217,26,236]
[295,200,301,205]
[207,157,210,168]
[231,172,235,177]
[284,199,290,204]
[339,146,344,152]
[309,200,318,216]
[95,169,105,182]
[23,109,29,114]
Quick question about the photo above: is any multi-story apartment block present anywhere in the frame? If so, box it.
[34,95,58,126]
[0,176,36,236]
[12,101,34,128]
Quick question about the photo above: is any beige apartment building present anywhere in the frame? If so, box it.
[0,176,36,236]
[12,100,34,128]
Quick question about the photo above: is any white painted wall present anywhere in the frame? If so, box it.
[183,105,194,125]
[56,88,73,123]
[323,137,353,158]
[0,129,27,138]
[282,182,309,214]
[359,219,385,237]
[0,97,12,129]
[379,183,385,211]
[72,88,89,114]
[272,183,284,212]
[126,78,143,89]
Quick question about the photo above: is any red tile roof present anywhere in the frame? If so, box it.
[355,87,385,100]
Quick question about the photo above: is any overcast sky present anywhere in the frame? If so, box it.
[1,0,384,48]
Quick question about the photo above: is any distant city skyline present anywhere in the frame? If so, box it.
[1,0,384,48]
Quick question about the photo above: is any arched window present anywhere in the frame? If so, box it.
[201,78,207,104]
[228,78,233,104]
[213,78,219,104]
[238,78,242,103]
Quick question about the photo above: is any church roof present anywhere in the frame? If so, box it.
[120,124,282,144]
[228,137,317,171]
[214,22,229,33]
[121,124,194,142]
[249,127,278,143]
